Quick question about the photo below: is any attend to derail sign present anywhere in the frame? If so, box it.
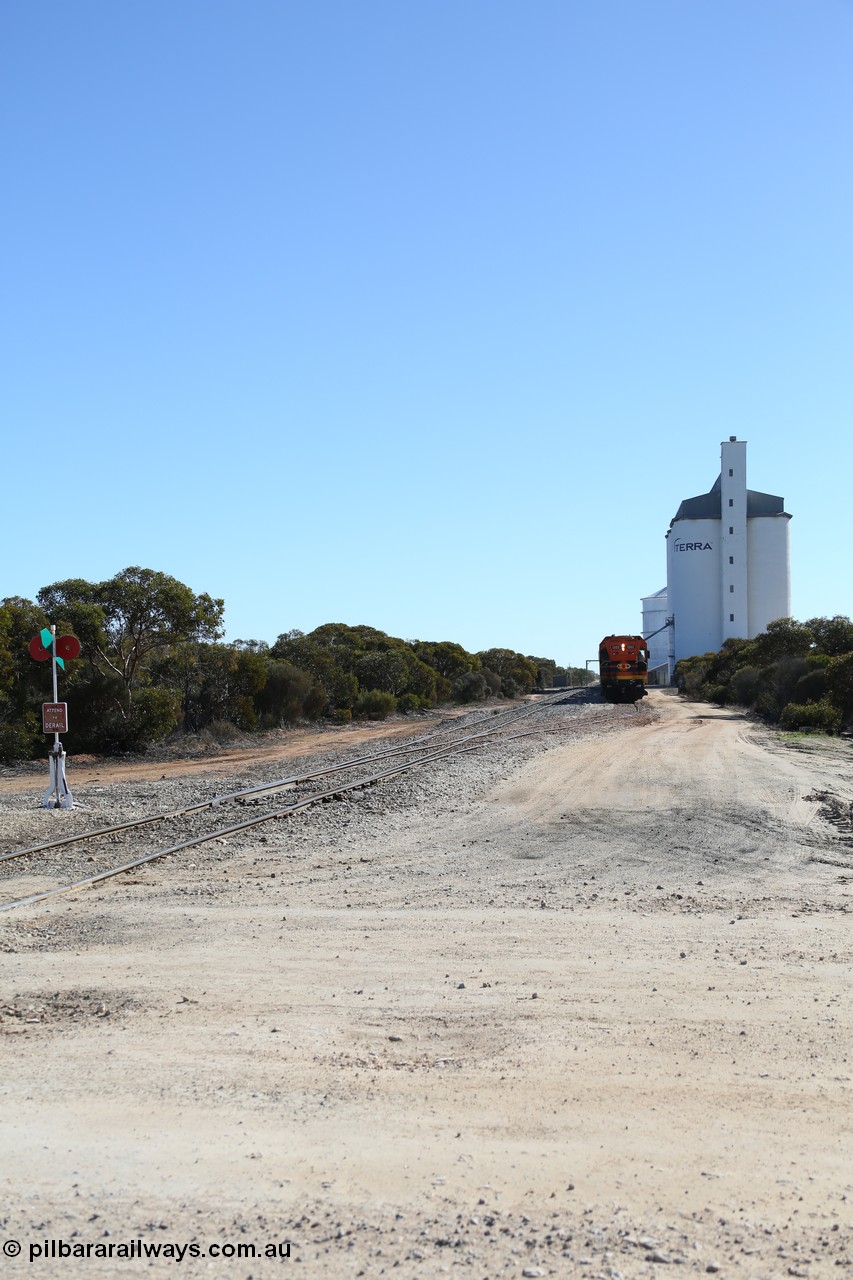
[41,702,68,734]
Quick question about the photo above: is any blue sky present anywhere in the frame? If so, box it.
[3,1,851,668]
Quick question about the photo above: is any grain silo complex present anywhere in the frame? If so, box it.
[643,438,791,682]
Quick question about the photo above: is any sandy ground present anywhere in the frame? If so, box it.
[0,719,449,795]
[1,691,851,1279]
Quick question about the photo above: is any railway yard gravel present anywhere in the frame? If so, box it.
[1,690,852,1278]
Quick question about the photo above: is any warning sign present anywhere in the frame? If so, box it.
[42,702,68,733]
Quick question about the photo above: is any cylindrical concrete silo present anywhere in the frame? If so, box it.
[748,513,791,635]
[666,517,722,660]
[641,587,670,678]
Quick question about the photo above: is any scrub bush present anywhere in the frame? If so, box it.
[353,689,397,720]
[779,700,842,734]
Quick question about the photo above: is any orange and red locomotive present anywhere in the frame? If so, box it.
[598,635,649,703]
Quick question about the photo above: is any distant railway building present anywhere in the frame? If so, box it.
[642,438,792,681]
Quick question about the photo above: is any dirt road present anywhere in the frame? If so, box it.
[1,692,851,1278]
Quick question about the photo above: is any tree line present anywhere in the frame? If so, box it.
[0,567,590,762]
[674,615,853,733]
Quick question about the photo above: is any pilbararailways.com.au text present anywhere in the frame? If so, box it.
[5,1238,292,1263]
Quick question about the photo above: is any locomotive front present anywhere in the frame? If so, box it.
[598,635,649,703]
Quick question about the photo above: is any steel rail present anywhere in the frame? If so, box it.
[0,731,534,913]
[0,710,547,866]
[0,692,566,866]
[0,734,465,864]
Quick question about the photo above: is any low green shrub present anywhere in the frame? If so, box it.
[779,699,842,734]
[353,689,397,720]
[396,692,429,714]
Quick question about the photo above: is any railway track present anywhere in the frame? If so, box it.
[0,693,570,913]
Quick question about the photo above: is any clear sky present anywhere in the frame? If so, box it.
[3,1,851,669]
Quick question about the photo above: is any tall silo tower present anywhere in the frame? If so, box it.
[664,438,791,666]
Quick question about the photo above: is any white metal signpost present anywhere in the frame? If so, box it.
[29,625,80,809]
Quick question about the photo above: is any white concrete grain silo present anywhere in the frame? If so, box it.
[644,438,791,676]
[640,587,671,682]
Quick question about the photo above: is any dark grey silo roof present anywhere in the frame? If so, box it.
[670,474,789,524]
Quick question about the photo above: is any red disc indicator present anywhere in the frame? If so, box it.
[29,636,51,661]
[56,635,82,660]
